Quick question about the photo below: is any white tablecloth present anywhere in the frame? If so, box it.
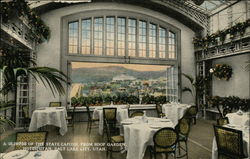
[162,103,191,126]
[29,107,68,136]
[226,112,250,126]
[122,117,174,159]
[93,105,129,135]
[0,150,63,159]
[212,125,250,159]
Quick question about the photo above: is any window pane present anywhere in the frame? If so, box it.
[168,31,176,59]
[117,17,126,56]
[94,17,103,55]
[138,21,146,57]
[149,23,156,58]
[159,27,166,58]
[128,19,136,57]
[106,17,115,56]
[81,19,91,55]
[68,21,78,54]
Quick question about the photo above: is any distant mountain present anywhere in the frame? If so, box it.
[72,66,166,83]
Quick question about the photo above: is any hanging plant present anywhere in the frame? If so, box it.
[211,64,233,81]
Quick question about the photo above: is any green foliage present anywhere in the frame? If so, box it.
[193,19,250,48]
[0,0,50,43]
[212,64,232,80]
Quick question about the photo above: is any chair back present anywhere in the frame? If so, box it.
[177,117,191,137]
[15,131,48,150]
[217,117,229,126]
[22,105,30,119]
[103,108,117,122]
[49,102,61,107]
[130,111,144,118]
[153,128,178,149]
[213,125,245,158]
[156,104,163,116]
[185,106,197,117]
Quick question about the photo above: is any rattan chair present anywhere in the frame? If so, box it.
[156,104,165,118]
[217,117,229,126]
[49,102,61,107]
[175,117,191,158]
[104,119,125,158]
[149,127,178,159]
[103,108,118,135]
[130,111,144,118]
[86,106,99,134]
[15,131,48,150]
[213,125,247,159]
[184,106,198,124]
[22,105,31,131]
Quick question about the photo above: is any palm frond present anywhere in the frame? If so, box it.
[182,87,193,95]
[182,73,194,85]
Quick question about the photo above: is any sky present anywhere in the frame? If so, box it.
[71,62,169,72]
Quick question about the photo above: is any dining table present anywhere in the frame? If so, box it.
[92,104,129,135]
[121,116,174,159]
[226,111,250,126]
[0,150,63,159]
[162,103,191,126]
[28,107,68,136]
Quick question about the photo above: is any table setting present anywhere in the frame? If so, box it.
[28,107,68,136]
[162,103,191,126]
[0,150,63,159]
[121,115,174,159]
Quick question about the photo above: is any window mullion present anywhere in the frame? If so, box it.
[156,24,159,59]
[125,17,128,59]
[136,18,139,58]
[103,16,106,56]
[166,28,169,59]
[79,18,82,55]
[114,16,117,57]
[146,21,149,58]
[91,17,94,55]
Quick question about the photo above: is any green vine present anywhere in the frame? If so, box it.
[0,0,50,43]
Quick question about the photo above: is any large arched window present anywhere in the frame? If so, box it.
[67,16,176,59]
[62,10,180,103]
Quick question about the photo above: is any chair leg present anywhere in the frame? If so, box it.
[154,153,157,159]
[185,141,188,159]
[178,141,181,155]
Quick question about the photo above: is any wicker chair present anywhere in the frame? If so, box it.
[217,117,229,126]
[213,125,247,159]
[103,108,118,135]
[175,117,191,158]
[15,131,48,150]
[49,102,61,107]
[130,111,144,118]
[86,106,99,134]
[22,105,31,131]
[149,127,178,159]
[156,104,165,118]
[184,106,198,124]
[104,119,125,158]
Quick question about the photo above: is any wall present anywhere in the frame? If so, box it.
[212,53,250,98]
[35,2,196,107]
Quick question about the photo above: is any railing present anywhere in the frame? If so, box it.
[195,29,250,61]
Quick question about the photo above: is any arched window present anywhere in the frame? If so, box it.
[63,11,180,103]
[67,16,177,60]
